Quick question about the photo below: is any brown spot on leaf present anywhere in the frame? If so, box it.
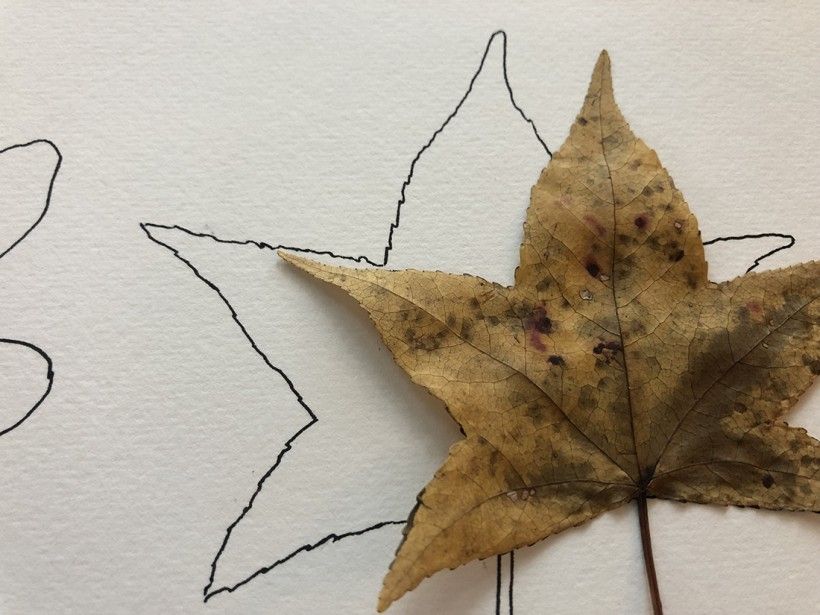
[525,306,552,352]
[593,340,621,363]
[802,354,820,375]
[578,386,596,410]
[524,403,547,426]
[585,259,601,278]
[685,272,699,289]
[761,474,774,489]
[535,278,551,292]
[529,308,552,334]
[634,215,648,229]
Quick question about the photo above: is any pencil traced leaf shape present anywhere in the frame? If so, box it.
[281,51,820,612]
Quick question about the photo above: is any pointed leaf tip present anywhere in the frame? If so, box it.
[591,49,613,96]
[278,250,321,276]
[278,249,306,267]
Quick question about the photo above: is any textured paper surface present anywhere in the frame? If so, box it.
[0,3,817,614]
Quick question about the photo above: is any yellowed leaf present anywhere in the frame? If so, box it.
[281,51,819,613]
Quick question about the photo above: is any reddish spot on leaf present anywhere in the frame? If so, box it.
[746,300,766,324]
[525,306,552,352]
[583,215,606,238]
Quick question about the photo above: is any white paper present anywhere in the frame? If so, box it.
[1,3,818,614]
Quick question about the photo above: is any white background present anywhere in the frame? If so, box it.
[0,2,818,614]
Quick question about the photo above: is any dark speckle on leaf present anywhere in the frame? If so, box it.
[529,307,552,334]
[761,473,774,489]
[802,354,820,375]
[685,272,699,289]
[586,260,600,278]
[578,387,596,410]
[525,306,552,352]
[548,355,565,366]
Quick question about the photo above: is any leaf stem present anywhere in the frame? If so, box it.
[637,495,663,615]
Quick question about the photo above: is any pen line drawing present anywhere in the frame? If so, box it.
[141,30,796,613]
[1,139,61,438]
[702,232,795,273]
[0,338,54,438]
[0,140,61,260]
[143,29,546,608]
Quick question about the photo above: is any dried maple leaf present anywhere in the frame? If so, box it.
[281,51,819,613]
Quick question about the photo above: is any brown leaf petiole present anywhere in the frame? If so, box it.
[637,495,663,615]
